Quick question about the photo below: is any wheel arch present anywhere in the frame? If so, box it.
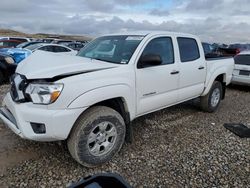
[202,71,227,98]
[67,85,135,141]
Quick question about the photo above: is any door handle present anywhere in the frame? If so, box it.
[198,66,205,70]
[170,70,179,75]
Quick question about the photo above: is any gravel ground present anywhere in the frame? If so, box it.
[0,84,249,187]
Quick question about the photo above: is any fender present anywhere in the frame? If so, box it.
[67,84,136,120]
[202,66,227,96]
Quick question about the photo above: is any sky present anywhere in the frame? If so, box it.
[1,0,250,43]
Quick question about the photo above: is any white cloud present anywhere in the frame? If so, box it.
[0,0,250,43]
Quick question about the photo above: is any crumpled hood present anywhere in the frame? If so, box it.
[16,51,119,79]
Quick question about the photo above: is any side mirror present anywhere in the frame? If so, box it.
[138,54,162,68]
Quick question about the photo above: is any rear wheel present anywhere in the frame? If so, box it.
[67,106,126,167]
[200,81,223,113]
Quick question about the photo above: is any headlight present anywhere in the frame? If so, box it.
[25,83,63,104]
[5,56,15,64]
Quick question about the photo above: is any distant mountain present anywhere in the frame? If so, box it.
[0,28,27,37]
[0,28,92,41]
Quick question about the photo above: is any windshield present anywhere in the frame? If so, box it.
[77,35,144,64]
[25,43,43,51]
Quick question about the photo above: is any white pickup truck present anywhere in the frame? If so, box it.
[0,31,234,167]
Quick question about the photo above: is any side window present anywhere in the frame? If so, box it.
[39,46,53,52]
[76,44,83,48]
[68,44,75,48]
[53,46,71,52]
[141,37,174,65]
[177,37,200,62]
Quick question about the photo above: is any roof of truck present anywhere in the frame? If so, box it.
[101,31,198,38]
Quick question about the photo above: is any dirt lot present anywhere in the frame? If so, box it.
[0,84,249,187]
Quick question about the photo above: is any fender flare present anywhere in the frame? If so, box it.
[202,67,227,96]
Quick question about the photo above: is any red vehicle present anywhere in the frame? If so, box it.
[0,39,23,48]
[218,47,240,57]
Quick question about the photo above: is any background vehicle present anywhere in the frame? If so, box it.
[202,42,221,58]
[0,53,17,84]
[15,41,44,49]
[219,47,240,56]
[0,39,23,48]
[228,44,250,52]
[41,38,58,43]
[0,43,76,63]
[66,42,85,51]
[232,51,250,86]
[25,43,77,55]
[0,32,234,167]
[52,39,74,45]
[218,43,250,57]
[0,37,9,40]
[0,43,77,84]
[0,37,31,42]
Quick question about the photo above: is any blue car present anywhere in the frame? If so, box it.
[0,48,32,64]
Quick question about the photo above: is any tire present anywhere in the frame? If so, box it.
[67,106,126,167]
[200,81,223,113]
[0,71,4,85]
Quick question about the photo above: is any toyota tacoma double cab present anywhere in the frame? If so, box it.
[0,32,234,167]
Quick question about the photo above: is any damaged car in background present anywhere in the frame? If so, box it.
[0,43,77,84]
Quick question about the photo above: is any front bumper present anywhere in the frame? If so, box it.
[0,93,86,141]
[231,75,250,86]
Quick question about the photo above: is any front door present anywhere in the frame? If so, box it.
[136,37,179,116]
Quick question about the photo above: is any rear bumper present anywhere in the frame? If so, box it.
[0,93,86,141]
[231,75,250,86]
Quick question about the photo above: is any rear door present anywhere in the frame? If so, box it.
[177,37,206,101]
[136,36,179,116]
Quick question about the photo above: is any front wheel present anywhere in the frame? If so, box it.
[67,106,126,167]
[200,81,223,113]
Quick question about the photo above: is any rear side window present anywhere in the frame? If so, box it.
[53,46,71,52]
[39,46,54,52]
[178,37,200,62]
[234,55,250,65]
